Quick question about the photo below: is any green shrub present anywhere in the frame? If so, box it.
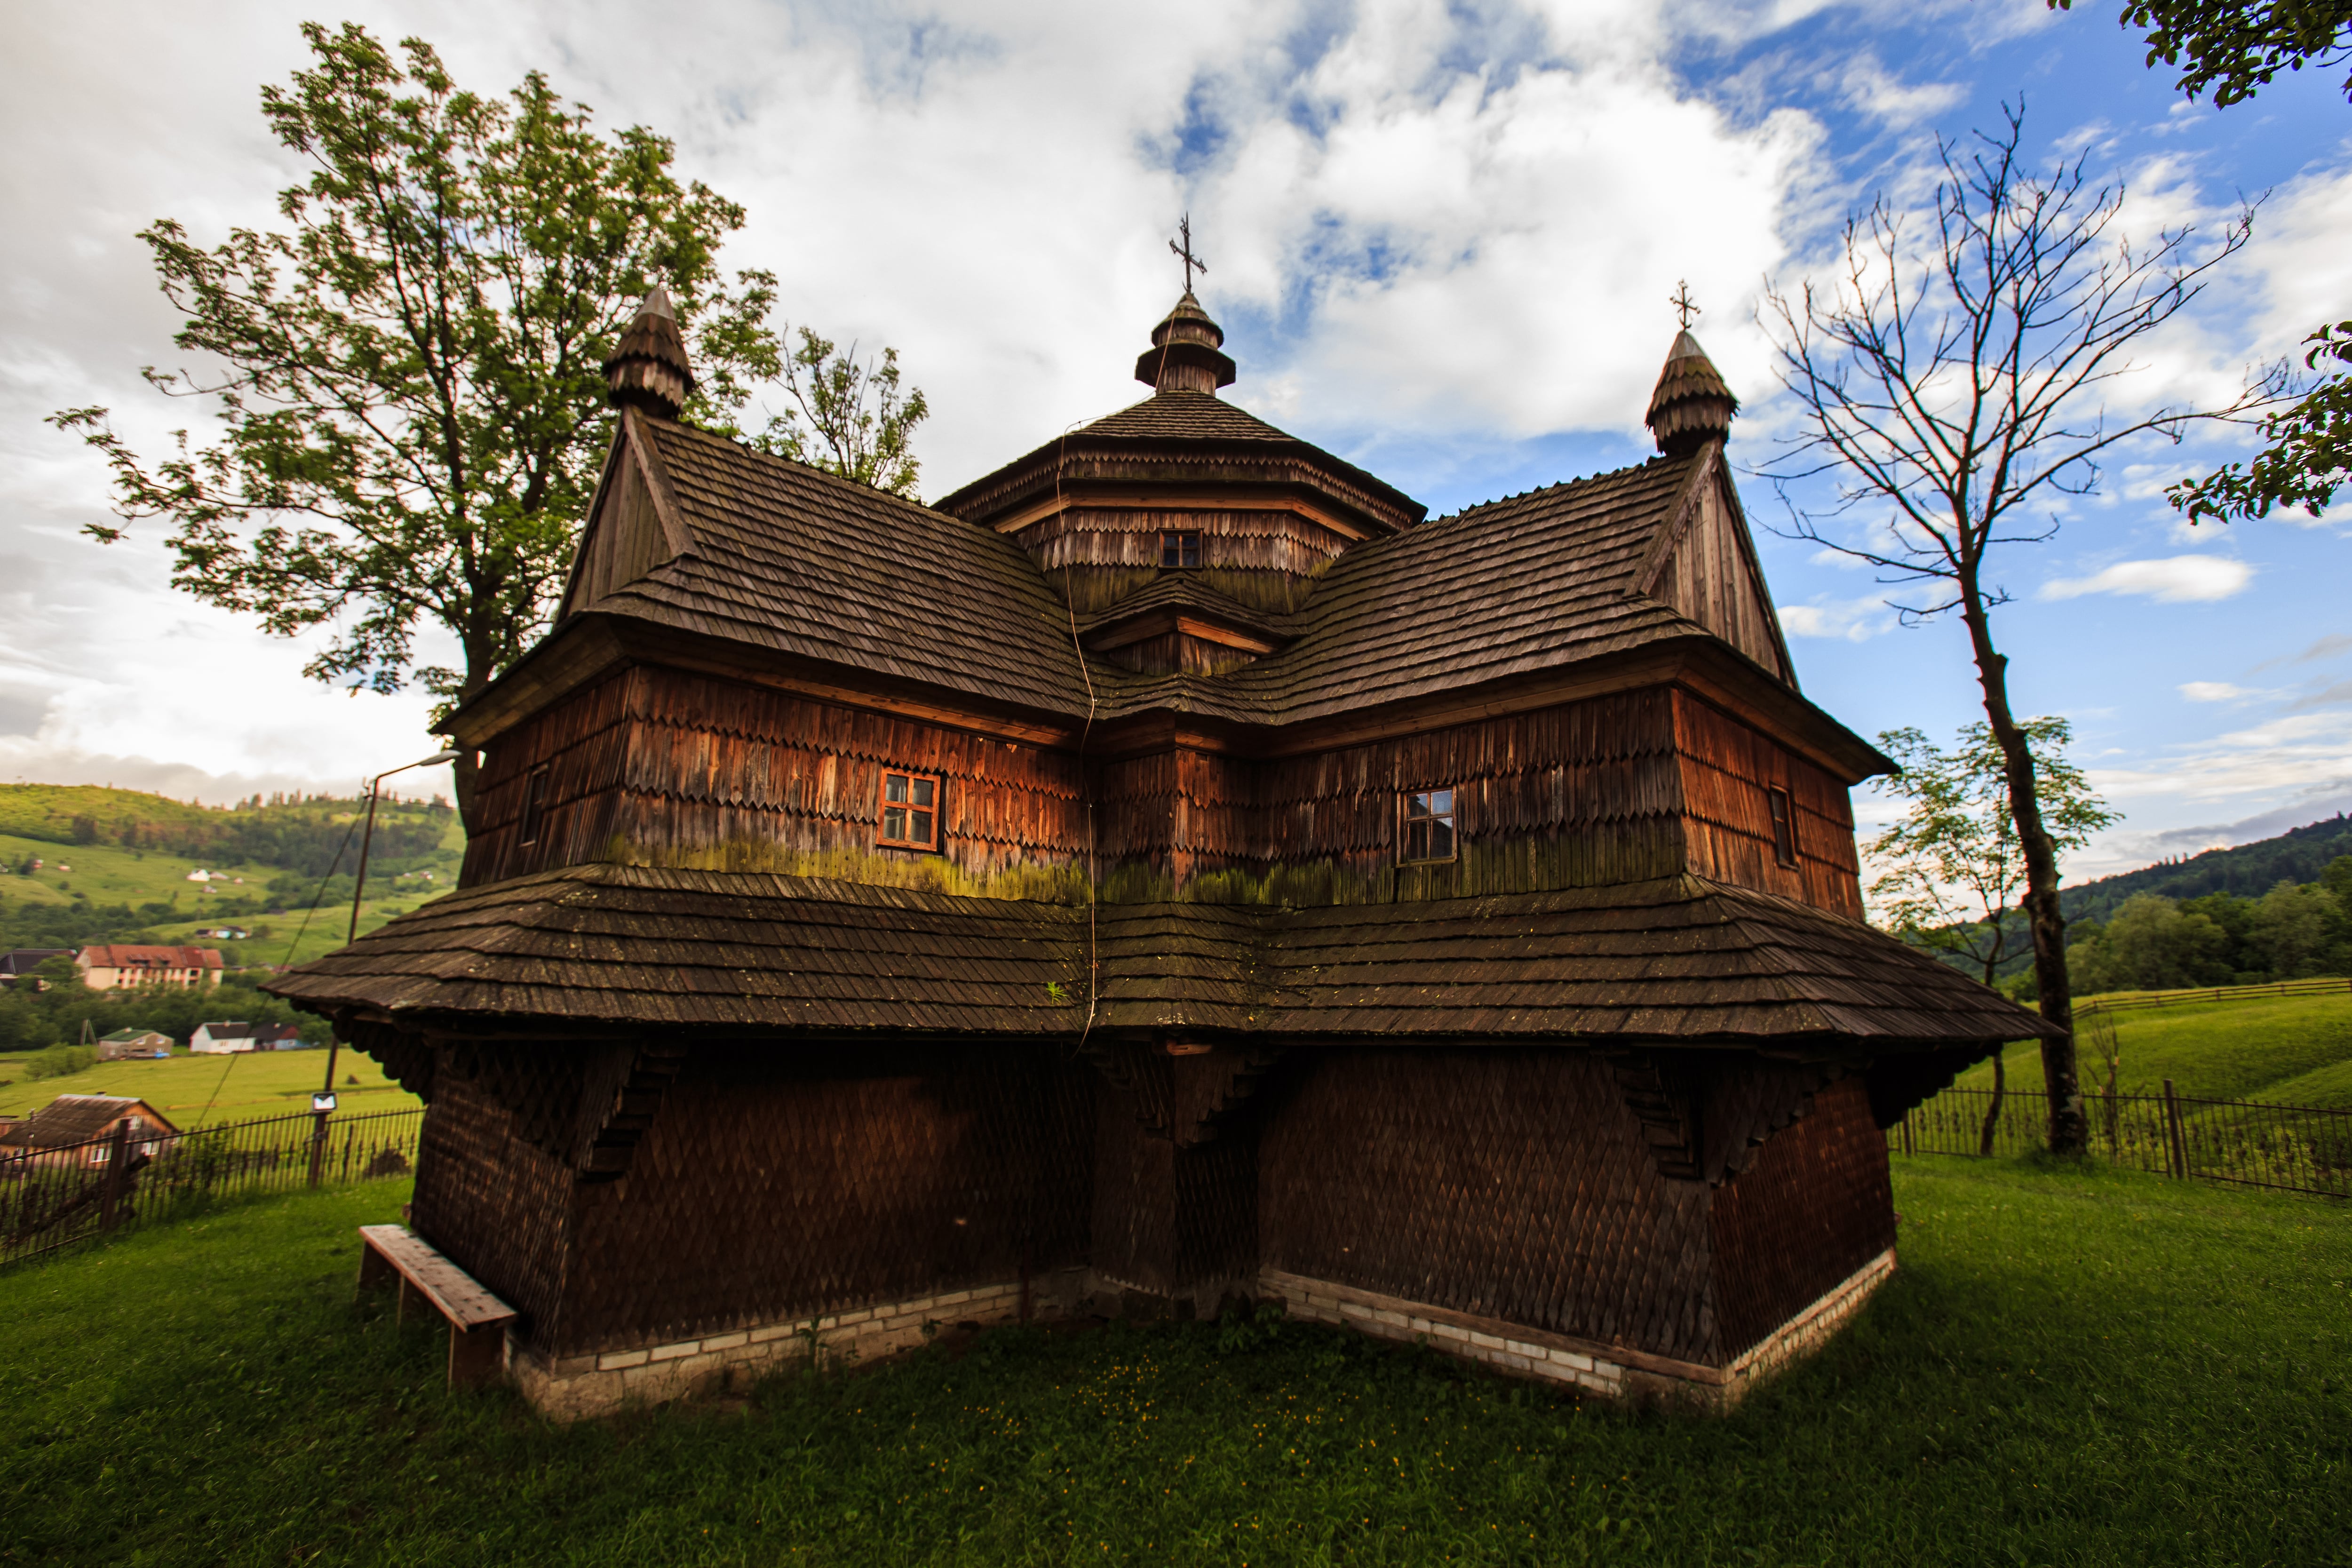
[25,1043,97,1080]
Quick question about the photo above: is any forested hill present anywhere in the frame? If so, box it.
[2061,813,2352,923]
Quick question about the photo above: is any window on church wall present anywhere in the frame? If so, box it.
[1767,786,1799,868]
[519,766,550,847]
[1160,530,1201,569]
[1400,788,1457,864]
[876,768,942,850]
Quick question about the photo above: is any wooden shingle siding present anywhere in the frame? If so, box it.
[465,667,1090,898]
[1259,1049,1719,1364]
[412,1071,578,1338]
[1708,1076,1895,1357]
[1672,690,1865,918]
[409,1043,1098,1357]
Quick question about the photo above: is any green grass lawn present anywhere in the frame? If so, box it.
[0,1157,2343,1566]
[0,1047,420,1127]
[1961,990,2352,1105]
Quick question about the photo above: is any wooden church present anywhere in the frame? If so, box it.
[274,278,2050,1417]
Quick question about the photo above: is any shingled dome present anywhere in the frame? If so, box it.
[604,287,696,419]
[1645,329,1739,457]
[1134,290,1238,395]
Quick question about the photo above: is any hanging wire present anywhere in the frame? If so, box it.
[192,803,364,1128]
[1052,417,1101,1056]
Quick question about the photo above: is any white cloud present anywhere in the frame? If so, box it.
[1836,52,1964,129]
[1780,593,1898,640]
[2178,681,2257,702]
[2039,556,2255,603]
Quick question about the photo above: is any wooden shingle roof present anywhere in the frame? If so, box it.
[1132,454,1716,725]
[526,422,1764,734]
[271,864,2055,1051]
[581,420,1097,716]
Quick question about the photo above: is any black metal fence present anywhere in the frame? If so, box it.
[1891,1084,2352,1199]
[0,1106,423,1269]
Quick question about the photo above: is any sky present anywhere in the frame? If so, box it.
[2,0,2347,880]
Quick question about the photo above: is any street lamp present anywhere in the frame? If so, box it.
[309,748,458,1174]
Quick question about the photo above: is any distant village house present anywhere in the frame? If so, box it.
[76,946,224,992]
[0,948,74,989]
[190,1021,307,1054]
[96,1029,174,1060]
[0,1095,180,1169]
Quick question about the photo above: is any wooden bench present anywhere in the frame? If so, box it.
[357,1224,517,1389]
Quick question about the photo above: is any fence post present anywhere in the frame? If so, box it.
[1901,1114,1914,1155]
[307,1109,330,1190]
[99,1121,131,1232]
[2163,1078,2189,1180]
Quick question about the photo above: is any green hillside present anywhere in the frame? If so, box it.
[0,1046,419,1127]
[1959,991,2352,1106]
[0,784,462,960]
[2061,813,2352,923]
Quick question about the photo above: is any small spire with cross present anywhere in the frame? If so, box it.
[1669,280,1700,330]
[1170,214,1208,294]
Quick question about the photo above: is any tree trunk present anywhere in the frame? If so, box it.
[1956,576,2087,1154]
[451,748,483,839]
[1979,1048,2006,1157]
[445,642,496,839]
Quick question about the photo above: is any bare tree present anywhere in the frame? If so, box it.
[1759,101,2281,1152]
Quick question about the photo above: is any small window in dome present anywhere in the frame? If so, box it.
[1160,530,1201,569]
[876,769,942,850]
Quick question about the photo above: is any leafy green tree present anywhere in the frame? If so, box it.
[2170,321,2351,520]
[1868,718,2117,1151]
[752,328,930,499]
[1762,103,2272,1152]
[47,23,785,826]
[2050,0,2352,105]
[2044,5,2352,524]
[2247,878,2343,976]
[2068,893,2235,992]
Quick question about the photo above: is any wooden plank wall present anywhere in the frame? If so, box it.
[464,667,1091,900]
[1653,476,1788,680]
[1097,689,1690,905]
[1707,1076,1895,1358]
[462,665,1865,917]
[1257,1048,1721,1365]
[564,451,671,615]
[1673,690,1864,917]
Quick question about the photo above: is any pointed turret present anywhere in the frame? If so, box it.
[1645,330,1738,457]
[1134,291,1238,396]
[604,286,696,419]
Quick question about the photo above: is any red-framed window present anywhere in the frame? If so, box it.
[1766,786,1799,868]
[876,768,942,850]
[1400,787,1457,865]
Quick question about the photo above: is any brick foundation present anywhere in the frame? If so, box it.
[507,1269,1089,1420]
[1260,1245,1896,1409]
[503,1248,1895,1419]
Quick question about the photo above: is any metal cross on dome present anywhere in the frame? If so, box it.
[1670,280,1700,329]
[1170,215,1208,293]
